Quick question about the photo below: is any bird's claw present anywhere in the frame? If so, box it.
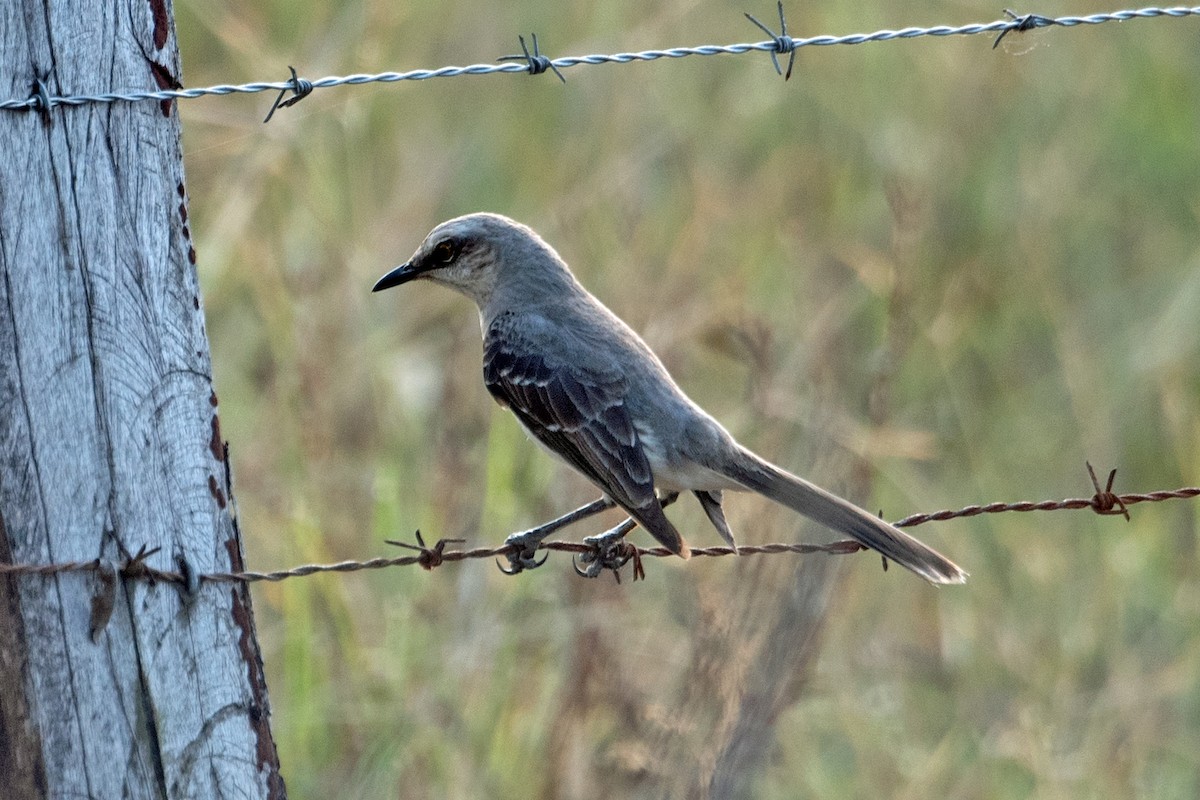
[574,527,635,580]
[499,530,550,575]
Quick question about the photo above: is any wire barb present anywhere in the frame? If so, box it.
[499,33,566,83]
[745,1,797,79]
[993,8,1055,49]
[1087,462,1131,521]
[263,66,314,122]
[385,530,465,570]
[120,543,163,581]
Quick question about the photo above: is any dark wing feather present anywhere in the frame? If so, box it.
[483,320,686,556]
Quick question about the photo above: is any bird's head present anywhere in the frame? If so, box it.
[372,212,569,309]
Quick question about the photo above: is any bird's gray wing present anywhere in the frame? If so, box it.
[483,320,686,555]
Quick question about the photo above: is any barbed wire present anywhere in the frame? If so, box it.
[2,6,1198,116]
[3,466,1197,603]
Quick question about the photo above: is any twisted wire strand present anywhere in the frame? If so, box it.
[1,484,1195,585]
[2,7,1197,112]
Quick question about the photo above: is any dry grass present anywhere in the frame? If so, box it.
[178,2,1200,797]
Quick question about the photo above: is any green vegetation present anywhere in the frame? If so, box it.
[178,2,1200,797]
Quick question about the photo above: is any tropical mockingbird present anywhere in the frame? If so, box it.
[373,213,966,584]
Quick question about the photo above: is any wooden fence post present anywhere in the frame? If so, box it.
[0,3,285,797]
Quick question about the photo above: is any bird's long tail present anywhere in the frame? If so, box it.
[724,449,967,585]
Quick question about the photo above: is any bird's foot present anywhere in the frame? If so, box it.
[574,524,640,581]
[499,529,550,575]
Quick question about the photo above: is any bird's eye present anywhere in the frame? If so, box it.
[432,239,458,265]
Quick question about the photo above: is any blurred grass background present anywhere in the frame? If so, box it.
[175,1,1200,797]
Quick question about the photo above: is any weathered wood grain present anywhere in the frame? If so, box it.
[0,2,284,797]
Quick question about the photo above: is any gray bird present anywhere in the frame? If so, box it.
[373,213,966,584]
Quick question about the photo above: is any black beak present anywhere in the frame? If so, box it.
[372,261,421,292]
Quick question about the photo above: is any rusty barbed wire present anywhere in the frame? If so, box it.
[1,6,1198,115]
[890,489,1200,526]
[2,466,1197,589]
